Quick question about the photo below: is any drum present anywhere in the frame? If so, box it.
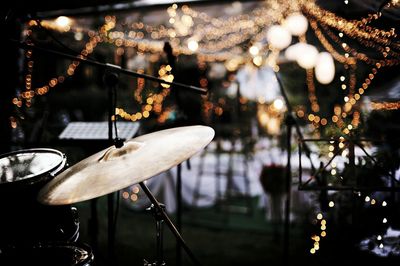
[0,148,79,244]
[0,242,94,266]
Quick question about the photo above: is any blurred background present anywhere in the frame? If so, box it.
[1,0,400,265]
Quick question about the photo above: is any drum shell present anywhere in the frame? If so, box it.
[0,149,79,244]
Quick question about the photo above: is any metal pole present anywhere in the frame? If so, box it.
[283,115,294,266]
[176,164,182,266]
[139,182,202,266]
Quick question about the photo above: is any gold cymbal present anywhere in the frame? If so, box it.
[38,125,214,205]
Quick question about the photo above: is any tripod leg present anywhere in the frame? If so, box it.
[176,164,182,266]
[139,182,201,266]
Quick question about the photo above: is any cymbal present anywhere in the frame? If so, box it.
[38,125,214,205]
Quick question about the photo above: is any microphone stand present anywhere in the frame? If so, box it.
[9,39,208,95]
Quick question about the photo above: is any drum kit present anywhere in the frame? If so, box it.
[0,125,215,265]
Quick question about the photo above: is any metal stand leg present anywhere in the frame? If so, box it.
[176,164,182,266]
[283,115,294,266]
[139,182,202,266]
[145,204,166,266]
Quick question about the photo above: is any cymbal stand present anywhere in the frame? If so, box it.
[139,182,201,266]
[104,70,123,263]
[144,203,166,266]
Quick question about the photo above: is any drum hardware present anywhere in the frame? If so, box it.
[144,203,167,266]
[140,182,201,266]
[0,148,79,244]
[10,38,209,263]
[0,242,94,266]
[37,125,214,265]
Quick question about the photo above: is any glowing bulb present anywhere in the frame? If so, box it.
[266,25,292,50]
[383,218,387,223]
[249,45,260,56]
[55,16,71,28]
[382,201,387,207]
[273,98,284,110]
[252,55,263,66]
[379,243,384,249]
[285,43,306,61]
[284,13,308,36]
[317,213,323,220]
[371,199,376,205]
[315,52,335,84]
[365,196,370,202]
[329,201,335,207]
[188,39,199,52]
[377,235,382,241]
[296,44,319,69]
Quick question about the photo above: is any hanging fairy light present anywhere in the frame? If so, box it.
[249,45,260,56]
[310,212,327,254]
[187,38,199,52]
[55,16,71,28]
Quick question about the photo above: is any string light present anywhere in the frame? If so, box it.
[14,17,115,109]
[301,0,397,45]
[319,23,400,66]
[122,185,141,202]
[370,101,400,110]
[310,214,327,254]
[115,64,173,122]
[15,0,400,134]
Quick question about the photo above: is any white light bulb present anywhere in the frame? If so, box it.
[284,13,309,36]
[188,39,199,52]
[315,52,335,84]
[266,25,292,50]
[296,44,318,69]
[55,16,71,28]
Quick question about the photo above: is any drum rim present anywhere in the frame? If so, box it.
[34,241,94,265]
[0,148,66,186]
[0,241,94,265]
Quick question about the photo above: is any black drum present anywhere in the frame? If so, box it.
[0,242,94,266]
[0,148,79,244]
